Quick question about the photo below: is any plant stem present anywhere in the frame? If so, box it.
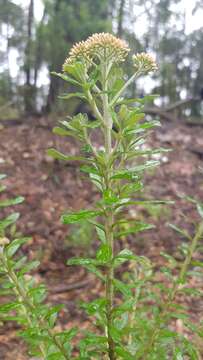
[178,222,203,283]
[1,250,69,360]
[140,222,203,360]
[110,70,141,107]
[102,61,116,360]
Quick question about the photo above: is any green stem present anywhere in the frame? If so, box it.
[102,61,116,360]
[139,222,203,360]
[178,222,203,283]
[1,250,69,360]
[110,70,141,107]
[86,89,104,124]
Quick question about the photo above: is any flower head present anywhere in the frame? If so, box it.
[86,33,130,63]
[62,40,90,71]
[63,33,130,70]
[0,237,10,246]
[132,53,158,73]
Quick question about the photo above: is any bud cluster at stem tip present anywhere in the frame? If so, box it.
[63,33,129,70]
[132,53,158,73]
[62,32,158,75]
[0,237,9,254]
[0,237,10,246]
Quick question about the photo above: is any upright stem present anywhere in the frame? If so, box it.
[110,70,141,106]
[139,222,203,360]
[0,250,69,360]
[102,62,116,360]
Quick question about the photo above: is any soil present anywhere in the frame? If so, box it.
[0,116,203,359]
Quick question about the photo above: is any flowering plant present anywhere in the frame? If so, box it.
[0,33,203,360]
[49,33,203,359]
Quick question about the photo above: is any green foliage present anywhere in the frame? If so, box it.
[143,203,171,221]
[1,33,203,360]
[0,175,76,359]
[48,35,203,359]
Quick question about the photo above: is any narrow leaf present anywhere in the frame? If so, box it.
[47,148,86,162]
[0,196,24,208]
[61,210,101,224]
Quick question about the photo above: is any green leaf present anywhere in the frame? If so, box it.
[61,209,101,224]
[116,222,155,238]
[114,279,132,297]
[79,332,107,349]
[115,346,135,360]
[132,147,171,157]
[130,160,160,172]
[160,252,177,267]
[171,313,189,320]
[109,325,122,342]
[52,127,71,137]
[28,284,47,304]
[103,190,118,205]
[47,148,86,162]
[18,260,40,275]
[95,226,106,244]
[125,120,161,135]
[62,62,86,82]
[46,353,64,360]
[45,304,64,328]
[67,257,97,266]
[96,244,112,264]
[6,237,29,257]
[55,327,78,342]
[168,224,191,239]
[113,299,135,317]
[84,120,101,128]
[113,249,137,268]
[13,256,27,270]
[67,258,104,280]
[58,92,86,100]
[173,349,184,360]
[197,203,203,218]
[51,71,81,86]
[0,212,20,230]
[111,160,160,180]
[110,171,138,181]
[126,112,145,125]
[0,302,21,313]
[84,264,104,281]
[81,298,106,316]
[117,94,159,105]
[137,94,159,104]
[80,165,100,176]
[132,199,174,205]
[0,196,24,208]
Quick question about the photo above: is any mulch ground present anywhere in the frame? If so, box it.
[0,116,203,359]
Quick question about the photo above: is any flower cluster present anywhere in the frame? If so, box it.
[62,33,158,77]
[63,33,130,70]
[86,32,130,63]
[0,237,9,246]
[63,41,90,70]
[0,237,9,254]
[132,53,158,73]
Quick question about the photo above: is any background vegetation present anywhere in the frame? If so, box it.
[0,1,203,359]
[0,0,203,119]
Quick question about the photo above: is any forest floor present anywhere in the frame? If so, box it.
[0,116,203,359]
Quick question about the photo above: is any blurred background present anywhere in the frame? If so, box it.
[0,0,203,119]
[0,1,203,359]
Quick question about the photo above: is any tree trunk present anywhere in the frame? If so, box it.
[117,0,125,37]
[45,0,62,113]
[24,0,35,114]
[34,6,46,87]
